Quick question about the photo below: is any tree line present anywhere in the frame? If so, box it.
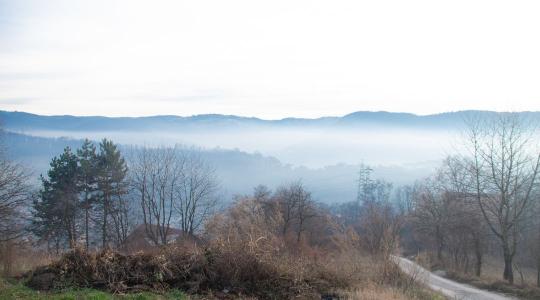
[410,114,540,285]
[31,139,129,251]
[331,114,540,287]
[29,140,219,252]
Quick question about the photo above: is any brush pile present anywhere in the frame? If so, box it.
[27,246,205,292]
[25,245,336,299]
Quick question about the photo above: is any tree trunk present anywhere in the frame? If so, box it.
[85,207,89,251]
[464,253,470,274]
[474,239,482,277]
[537,262,540,287]
[67,220,75,249]
[102,197,108,249]
[503,250,514,284]
[297,219,304,243]
[475,252,482,277]
[436,228,443,262]
[55,238,60,255]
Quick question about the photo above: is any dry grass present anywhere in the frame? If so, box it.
[0,240,54,277]
[343,283,410,300]
[416,251,540,300]
[340,279,444,300]
[446,270,540,300]
[480,255,537,286]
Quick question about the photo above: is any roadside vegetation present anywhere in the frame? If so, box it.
[403,114,540,299]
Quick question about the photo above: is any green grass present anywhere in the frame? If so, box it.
[0,279,189,300]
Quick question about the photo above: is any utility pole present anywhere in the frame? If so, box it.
[356,164,373,205]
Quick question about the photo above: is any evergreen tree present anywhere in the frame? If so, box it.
[32,184,65,252]
[32,147,79,249]
[96,139,128,248]
[76,139,99,250]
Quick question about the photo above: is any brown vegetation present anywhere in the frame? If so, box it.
[21,188,433,299]
[0,240,53,277]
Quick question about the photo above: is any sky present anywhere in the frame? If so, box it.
[1,0,540,119]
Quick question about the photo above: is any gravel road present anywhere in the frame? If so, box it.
[393,256,517,300]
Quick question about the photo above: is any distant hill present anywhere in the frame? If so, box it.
[2,110,538,132]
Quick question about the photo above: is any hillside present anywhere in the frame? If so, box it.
[3,110,539,132]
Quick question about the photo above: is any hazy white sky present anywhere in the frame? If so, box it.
[1,0,540,118]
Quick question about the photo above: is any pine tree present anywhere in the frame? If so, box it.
[32,182,65,253]
[96,139,128,248]
[77,139,99,251]
[32,147,80,249]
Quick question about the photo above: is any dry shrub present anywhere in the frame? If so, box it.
[203,197,431,298]
[332,255,438,300]
[204,198,363,296]
[413,252,432,270]
[0,240,53,277]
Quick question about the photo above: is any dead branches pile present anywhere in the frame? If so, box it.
[25,245,337,299]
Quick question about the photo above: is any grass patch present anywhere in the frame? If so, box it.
[0,278,189,300]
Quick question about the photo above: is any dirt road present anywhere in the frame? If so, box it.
[393,256,517,300]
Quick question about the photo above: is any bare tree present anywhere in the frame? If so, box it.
[294,185,317,242]
[129,146,184,245]
[537,230,540,287]
[395,185,414,215]
[253,184,271,202]
[412,175,450,262]
[175,151,219,235]
[527,200,540,287]
[355,175,399,255]
[274,184,299,236]
[464,114,540,284]
[0,158,31,242]
[273,182,318,242]
[0,129,32,275]
[412,157,489,274]
[110,191,136,247]
[443,156,488,276]
[359,199,402,256]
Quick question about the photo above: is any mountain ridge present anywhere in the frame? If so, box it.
[2,110,539,132]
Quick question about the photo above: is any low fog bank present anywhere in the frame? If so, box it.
[16,126,459,168]
[5,131,438,203]
[2,110,477,202]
